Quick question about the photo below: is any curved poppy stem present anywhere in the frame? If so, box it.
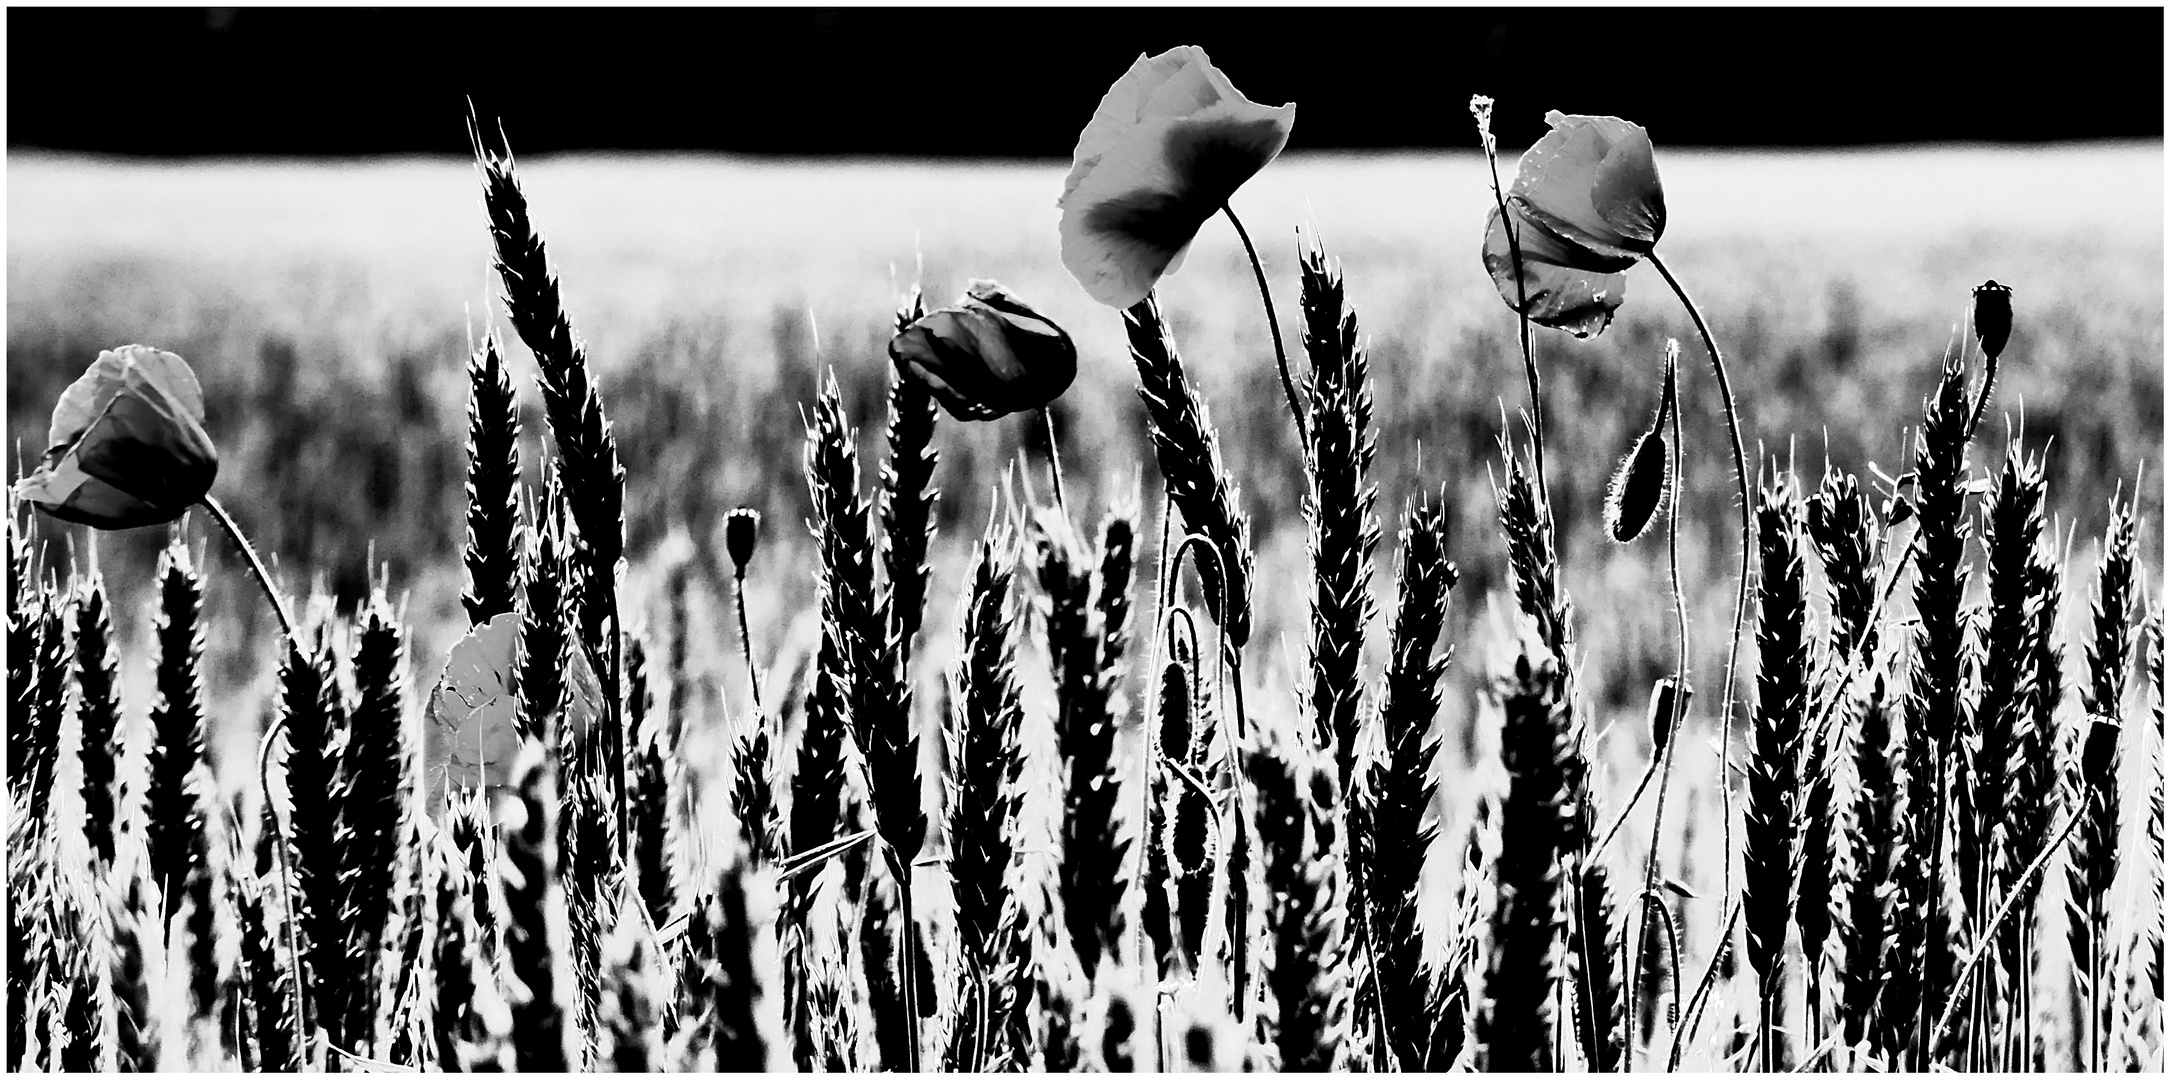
[198,493,313,1051]
[1041,406,1069,515]
[201,494,296,644]
[1646,252,1757,1070]
[1220,204,1309,450]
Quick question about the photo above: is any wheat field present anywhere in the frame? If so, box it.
[4,138,2163,1072]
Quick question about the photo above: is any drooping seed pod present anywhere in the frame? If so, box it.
[1604,343,1677,544]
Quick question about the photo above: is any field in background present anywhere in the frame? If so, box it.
[6,145,2163,776]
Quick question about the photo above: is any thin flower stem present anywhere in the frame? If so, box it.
[1928,806,2090,1057]
[1630,353,1692,1066]
[199,493,312,1053]
[202,494,295,643]
[1042,406,1069,515]
[1220,204,1309,449]
[734,570,763,712]
[1477,126,1548,507]
[1647,251,1756,1071]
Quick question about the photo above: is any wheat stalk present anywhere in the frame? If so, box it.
[1367,493,1456,1069]
[502,742,569,1071]
[1125,295,1254,650]
[72,570,121,867]
[26,581,68,824]
[1478,630,1572,1071]
[143,537,210,930]
[1251,712,1348,1070]
[462,333,522,627]
[1745,469,1809,1068]
[1298,239,1378,781]
[110,874,159,1070]
[473,115,630,861]
[330,594,407,1054]
[2067,498,2135,1070]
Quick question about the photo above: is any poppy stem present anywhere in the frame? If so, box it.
[198,492,313,1052]
[1471,103,1550,508]
[1646,251,1756,1068]
[1220,204,1309,450]
[1042,406,1069,515]
[200,494,296,645]
[734,568,763,713]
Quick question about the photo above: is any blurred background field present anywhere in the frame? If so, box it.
[6,143,2163,776]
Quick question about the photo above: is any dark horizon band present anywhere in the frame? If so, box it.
[6,7,2162,158]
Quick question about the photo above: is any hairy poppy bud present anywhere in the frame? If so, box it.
[1646,677,1692,753]
[1972,280,2012,361]
[889,280,1078,421]
[15,345,218,530]
[1605,345,1678,543]
[724,507,760,577]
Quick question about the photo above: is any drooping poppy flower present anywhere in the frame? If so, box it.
[1484,111,1667,339]
[15,345,219,529]
[889,279,1079,420]
[1059,46,1296,309]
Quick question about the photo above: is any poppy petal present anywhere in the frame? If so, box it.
[1060,115,1212,309]
[1162,100,1295,208]
[1510,112,1657,261]
[1484,206,1628,339]
[1063,48,1201,206]
[1590,124,1666,248]
[1060,47,1293,309]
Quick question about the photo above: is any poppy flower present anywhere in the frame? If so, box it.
[1484,111,1667,339]
[15,345,219,529]
[889,279,1078,420]
[423,610,602,805]
[1059,46,1296,309]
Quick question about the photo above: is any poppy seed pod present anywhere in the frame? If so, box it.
[1972,280,2013,361]
[724,507,760,576]
[889,280,1079,421]
[15,345,218,530]
[1059,45,1296,309]
[1483,111,1667,339]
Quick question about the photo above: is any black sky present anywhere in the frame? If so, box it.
[8,7,2163,156]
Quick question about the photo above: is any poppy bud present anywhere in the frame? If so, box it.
[2080,715,2120,791]
[1972,280,2012,362]
[1605,348,1677,544]
[1646,677,1692,753]
[889,280,1078,421]
[724,507,760,577]
[15,345,218,530]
